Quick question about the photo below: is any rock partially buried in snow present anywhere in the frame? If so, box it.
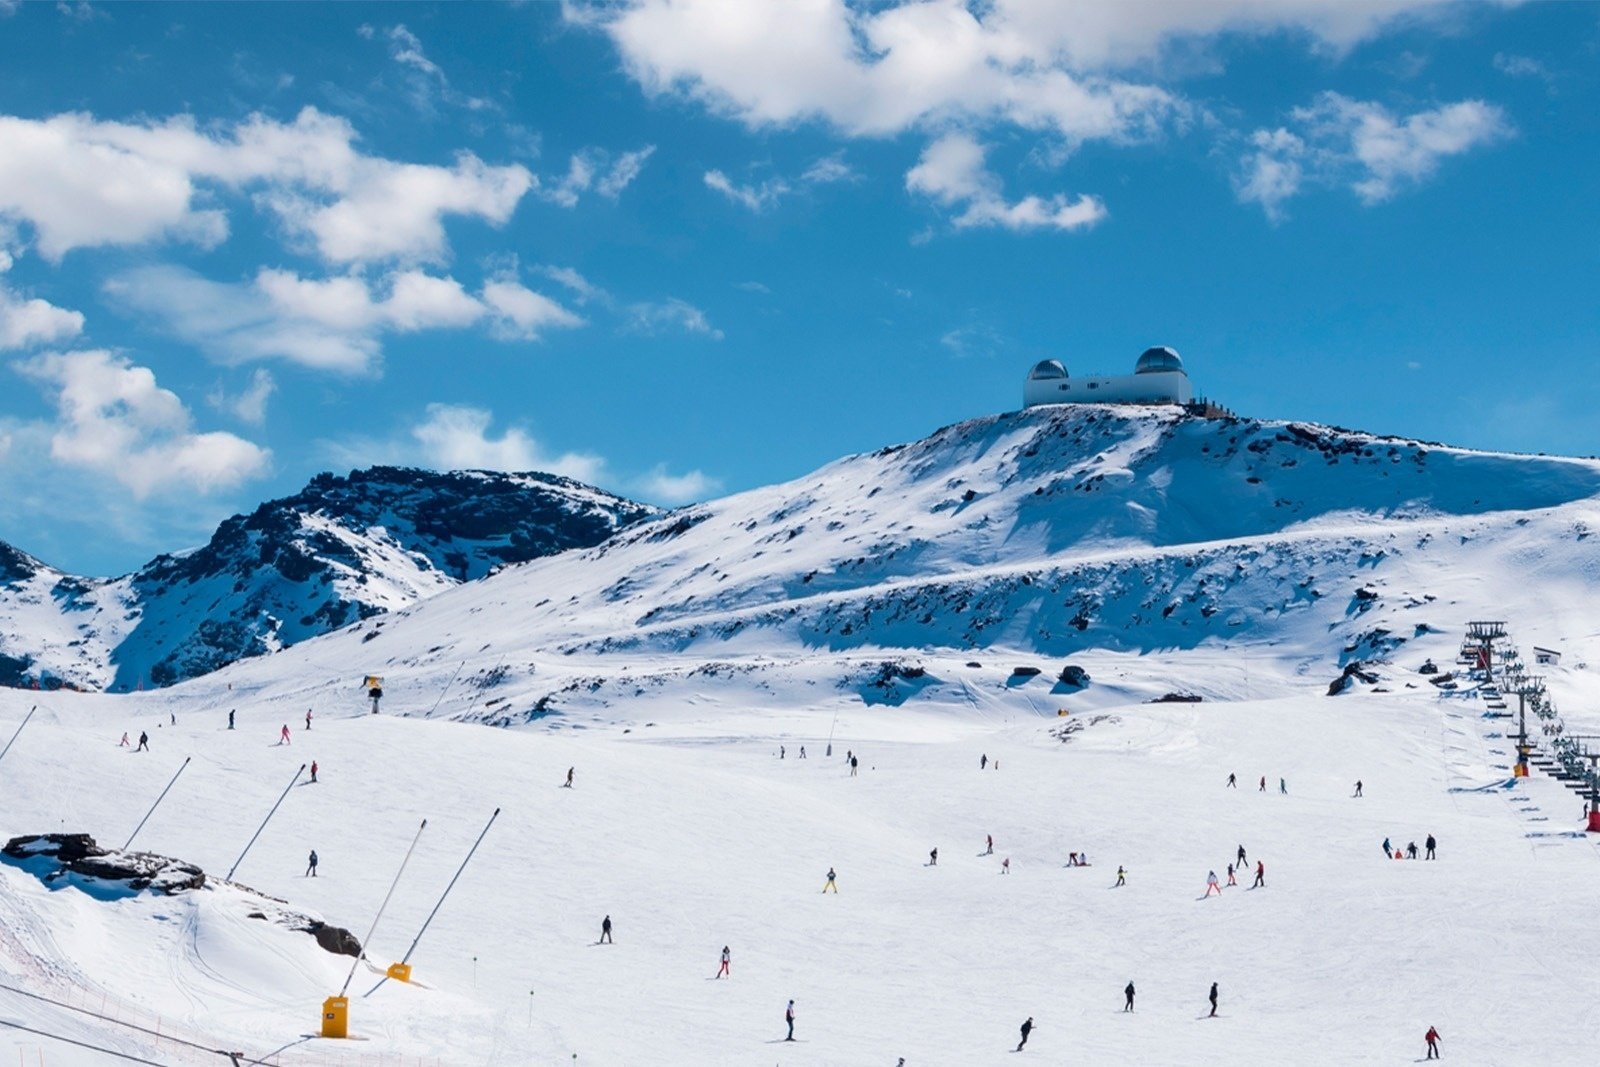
[2,833,362,958]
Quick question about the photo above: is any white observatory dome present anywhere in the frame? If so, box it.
[1134,346,1184,375]
[1028,359,1068,380]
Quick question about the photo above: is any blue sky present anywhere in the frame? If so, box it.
[0,0,1595,575]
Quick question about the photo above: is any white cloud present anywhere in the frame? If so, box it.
[704,169,789,212]
[378,23,496,115]
[597,145,656,198]
[209,368,277,425]
[0,253,84,348]
[735,280,771,294]
[1233,127,1305,221]
[0,108,532,265]
[538,264,609,305]
[906,133,1105,233]
[1493,52,1548,80]
[626,297,723,340]
[410,403,606,482]
[108,264,582,373]
[635,463,721,505]
[539,152,598,208]
[17,349,271,497]
[388,24,443,80]
[584,0,1460,149]
[1237,93,1510,214]
[482,278,586,339]
[801,151,856,184]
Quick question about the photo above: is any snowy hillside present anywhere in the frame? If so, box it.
[174,404,1600,727]
[0,467,657,692]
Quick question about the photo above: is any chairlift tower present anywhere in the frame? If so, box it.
[1511,675,1544,778]
[1465,621,1507,679]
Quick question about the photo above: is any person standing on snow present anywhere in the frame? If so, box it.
[780,745,785,760]
[850,755,859,777]
[228,709,235,730]
[1001,857,1010,874]
[1226,864,1236,886]
[1237,844,1247,868]
[717,946,730,978]
[1425,1025,1442,1059]
[305,709,312,731]
[1252,860,1265,888]
[136,731,149,752]
[306,850,318,877]
[1425,834,1437,860]
[1208,982,1219,1017]
[1354,780,1363,797]
[1124,982,1135,1012]
[119,732,130,747]
[1407,841,1418,859]
[279,724,291,745]
[822,867,838,893]
[981,754,988,769]
[600,915,613,944]
[1115,866,1126,887]
[799,746,806,759]
[1258,776,1266,792]
[928,847,938,867]
[1382,837,1392,858]
[785,999,796,1041]
[1205,870,1221,897]
[1227,772,1236,788]
[1015,1017,1034,1051]
[310,760,318,783]
[563,767,575,788]
[985,834,994,855]
[1279,777,1287,794]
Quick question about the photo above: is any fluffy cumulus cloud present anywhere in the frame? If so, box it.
[0,108,531,265]
[106,265,583,373]
[586,0,1459,141]
[17,349,271,497]
[0,250,84,349]
[410,403,607,482]
[1236,93,1510,216]
[635,463,721,505]
[906,133,1105,232]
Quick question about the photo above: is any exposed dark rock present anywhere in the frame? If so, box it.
[1010,666,1042,678]
[1148,692,1203,703]
[1328,661,1379,696]
[1058,664,1091,688]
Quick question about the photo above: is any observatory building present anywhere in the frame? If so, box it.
[1023,346,1193,408]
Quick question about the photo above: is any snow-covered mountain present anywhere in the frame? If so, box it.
[0,467,658,691]
[183,404,1600,726]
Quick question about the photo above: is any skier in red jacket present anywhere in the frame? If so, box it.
[1252,860,1265,887]
[1425,1026,1441,1059]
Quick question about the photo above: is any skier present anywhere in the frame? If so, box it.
[1425,833,1437,860]
[119,732,130,747]
[785,999,796,1041]
[1124,981,1135,1012]
[984,834,994,855]
[1258,776,1266,792]
[1253,860,1264,888]
[1115,866,1126,887]
[822,867,838,893]
[1068,852,1078,867]
[1236,844,1247,868]
[1078,851,1088,866]
[306,850,318,877]
[850,755,859,777]
[279,724,291,745]
[717,946,730,978]
[1354,779,1363,797]
[1205,870,1221,897]
[1407,841,1418,859]
[1015,1017,1034,1052]
[993,759,999,770]
[1425,1025,1441,1059]
[305,709,312,731]
[600,915,613,944]
[799,746,806,759]
[169,712,175,726]
[310,760,318,783]
[928,847,938,867]
[228,709,235,730]
[1382,837,1392,858]
[563,767,575,788]
[1279,777,1287,794]
[1001,857,1010,874]
[1226,864,1236,886]
[136,731,149,752]
[1208,982,1219,1017]
[981,753,988,769]
[1226,772,1236,788]
[780,745,785,759]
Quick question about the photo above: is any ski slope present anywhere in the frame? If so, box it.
[4,651,1600,1065]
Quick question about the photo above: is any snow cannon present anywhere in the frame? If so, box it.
[364,675,384,714]
[321,995,348,1038]
[386,962,413,983]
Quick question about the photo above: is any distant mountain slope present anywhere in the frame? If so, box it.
[189,405,1600,725]
[0,467,658,690]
